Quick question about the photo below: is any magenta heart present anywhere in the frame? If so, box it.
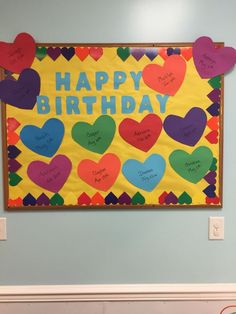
[193,36,236,78]
[27,155,72,193]
[0,68,40,110]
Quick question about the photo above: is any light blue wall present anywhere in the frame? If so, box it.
[0,0,236,285]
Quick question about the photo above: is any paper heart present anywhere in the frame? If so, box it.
[122,154,166,192]
[8,159,22,172]
[89,47,103,61]
[118,192,131,205]
[37,193,50,206]
[130,48,146,61]
[23,193,37,206]
[7,117,20,131]
[20,118,64,157]
[145,48,158,61]
[193,36,236,78]
[167,48,181,56]
[131,192,145,205]
[36,47,47,61]
[47,47,61,60]
[9,172,22,186]
[205,130,218,144]
[78,192,91,205]
[0,68,40,110]
[142,55,186,95]
[117,47,130,61]
[105,192,118,205]
[61,47,75,61]
[207,89,221,103]
[203,185,216,198]
[27,155,72,193]
[0,33,35,73]
[91,192,104,205]
[169,146,213,183]
[207,103,220,116]
[204,171,217,185]
[50,193,64,206]
[75,47,90,61]
[178,192,192,205]
[8,145,21,158]
[78,153,121,192]
[159,191,168,204]
[208,76,221,89]
[159,48,168,60]
[210,157,217,171]
[165,192,178,205]
[119,114,162,152]
[181,48,192,61]
[163,107,207,146]
[8,197,22,207]
[7,131,20,145]
[207,116,219,130]
[72,115,116,154]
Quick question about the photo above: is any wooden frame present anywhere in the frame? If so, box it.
[1,42,224,210]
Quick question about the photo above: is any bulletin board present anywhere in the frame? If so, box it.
[0,34,227,209]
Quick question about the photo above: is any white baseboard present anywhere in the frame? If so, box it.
[0,284,236,303]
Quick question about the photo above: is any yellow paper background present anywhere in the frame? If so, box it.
[6,47,221,206]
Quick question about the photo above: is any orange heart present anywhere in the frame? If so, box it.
[89,47,103,61]
[8,197,22,206]
[207,116,219,130]
[91,192,104,205]
[78,153,121,191]
[159,48,168,60]
[142,55,186,96]
[205,130,218,144]
[181,48,192,61]
[75,47,89,61]
[7,131,20,145]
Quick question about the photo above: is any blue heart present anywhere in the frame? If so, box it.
[122,154,166,191]
[20,118,64,157]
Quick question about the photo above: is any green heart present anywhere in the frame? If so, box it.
[169,146,213,183]
[208,75,221,89]
[178,192,192,205]
[72,115,116,154]
[117,47,130,61]
[9,172,22,186]
[209,157,217,171]
[50,193,64,206]
[131,192,145,205]
[36,47,47,61]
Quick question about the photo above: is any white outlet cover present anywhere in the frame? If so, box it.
[209,216,224,240]
[0,217,7,240]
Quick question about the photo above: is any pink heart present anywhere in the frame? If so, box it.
[193,36,236,78]
[27,155,72,193]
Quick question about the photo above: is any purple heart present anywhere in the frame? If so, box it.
[37,193,50,206]
[207,89,221,103]
[47,47,61,60]
[207,103,220,116]
[8,159,22,172]
[204,171,217,184]
[61,47,75,61]
[145,48,158,61]
[203,184,216,197]
[27,155,72,193]
[8,145,21,158]
[165,192,178,205]
[193,36,236,78]
[163,107,207,146]
[118,192,131,205]
[0,68,40,110]
[23,193,37,206]
[130,48,146,61]
[105,192,118,205]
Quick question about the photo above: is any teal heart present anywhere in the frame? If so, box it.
[71,115,116,154]
[169,146,213,183]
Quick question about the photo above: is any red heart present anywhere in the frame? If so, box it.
[207,116,219,130]
[159,191,168,204]
[0,33,35,74]
[205,196,220,205]
[89,47,103,61]
[78,153,120,191]
[142,55,186,96]
[205,130,218,144]
[181,48,192,61]
[78,192,91,205]
[119,114,162,152]
[159,48,168,60]
[7,117,21,131]
[75,47,89,61]
[8,197,22,206]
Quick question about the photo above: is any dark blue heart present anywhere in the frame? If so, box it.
[20,118,64,157]
[23,193,37,206]
[167,47,181,56]
[203,185,216,197]
[8,145,21,158]
[61,47,75,61]
[105,192,118,205]
[206,103,220,116]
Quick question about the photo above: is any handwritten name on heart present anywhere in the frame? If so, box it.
[119,114,162,152]
[77,153,121,191]
[72,115,116,154]
[163,107,207,146]
[169,146,213,183]
[0,33,36,73]
[0,68,40,110]
[193,36,236,78]
[122,154,166,192]
[20,118,64,157]
[27,155,72,193]
[142,55,186,96]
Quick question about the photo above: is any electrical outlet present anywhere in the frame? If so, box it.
[209,217,224,240]
[0,218,7,240]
